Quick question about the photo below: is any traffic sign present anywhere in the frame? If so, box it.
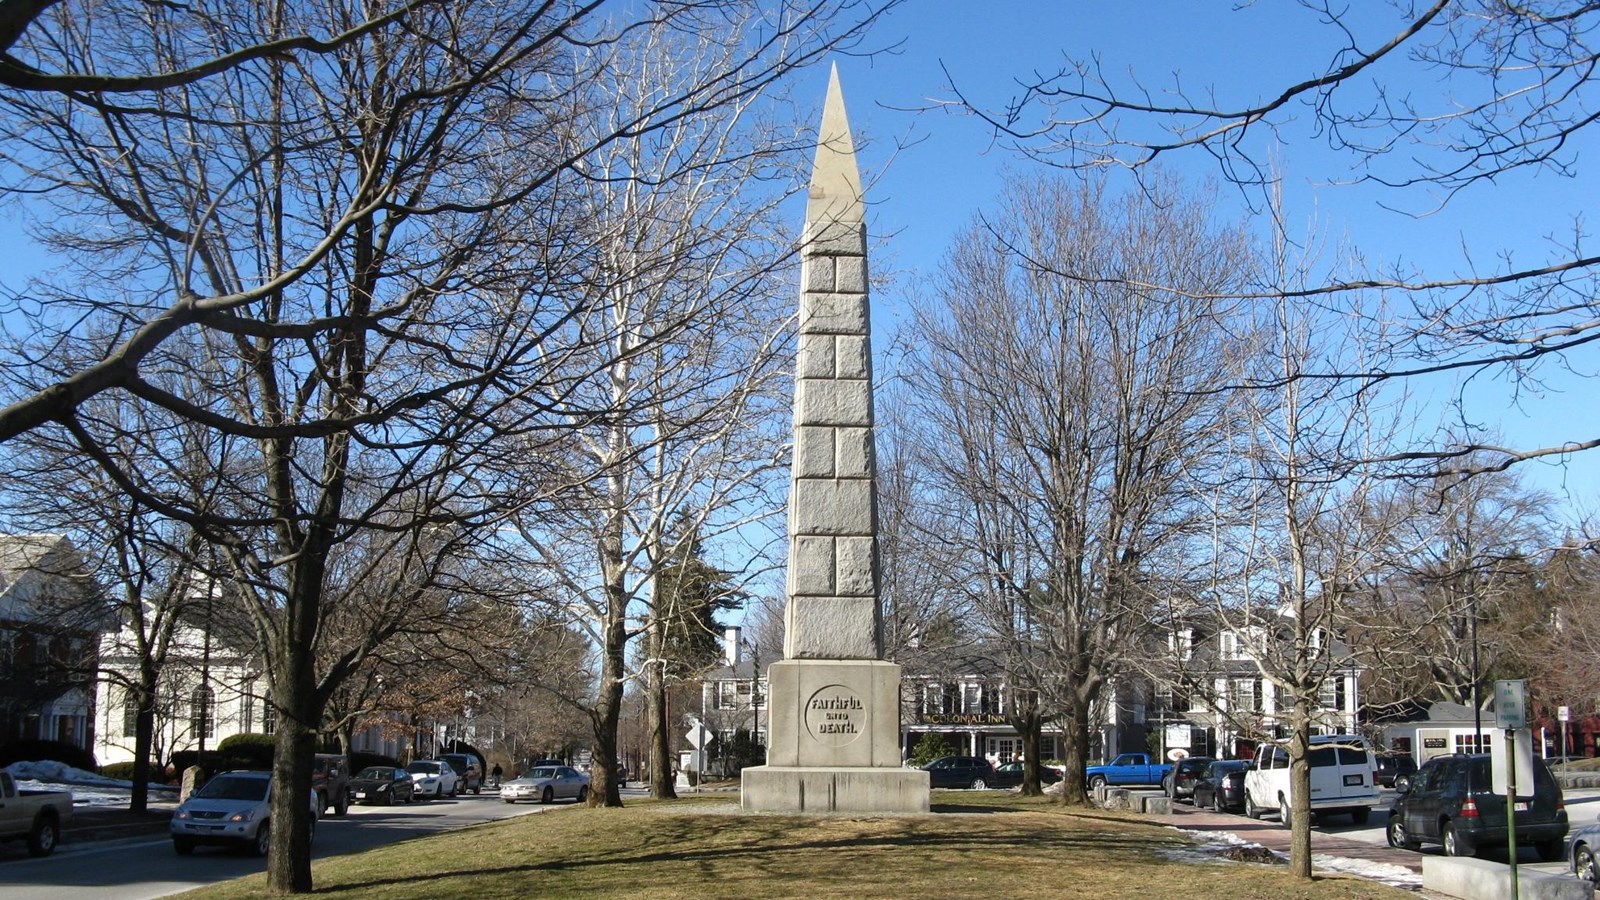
[1559,705,1571,723]
[1494,680,1528,730]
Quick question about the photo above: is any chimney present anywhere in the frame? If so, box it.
[723,626,741,667]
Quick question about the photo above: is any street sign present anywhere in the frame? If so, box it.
[1491,727,1535,797]
[1494,680,1528,730]
[1559,705,1571,723]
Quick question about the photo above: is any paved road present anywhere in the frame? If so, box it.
[0,788,611,900]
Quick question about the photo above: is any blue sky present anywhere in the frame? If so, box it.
[823,2,1599,517]
[0,3,1593,519]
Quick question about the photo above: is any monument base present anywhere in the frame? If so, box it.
[740,766,930,813]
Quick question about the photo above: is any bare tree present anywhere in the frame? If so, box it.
[901,171,1257,806]
[955,3,1600,474]
[0,1,890,890]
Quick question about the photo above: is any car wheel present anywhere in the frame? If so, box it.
[504,798,516,804]
[335,791,349,816]
[1576,843,1599,884]
[1394,774,1412,793]
[1211,791,1224,813]
[969,778,988,790]
[577,786,588,803]
[26,814,58,857]
[542,787,554,804]
[251,821,271,858]
[173,836,196,855]
[1088,775,1106,790]
[1442,822,1474,858]
[1244,794,1261,820]
[1278,794,1291,828]
[1162,776,1174,798]
[1536,838,1564,863]
[1386,816,1420,851]
[317,791,330,817]
[1350,807,1370,825]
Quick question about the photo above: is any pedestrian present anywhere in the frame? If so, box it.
[491,763,503,787]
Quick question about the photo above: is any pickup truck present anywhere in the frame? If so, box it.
[1085,753,1172,789]
[0,771,73,856]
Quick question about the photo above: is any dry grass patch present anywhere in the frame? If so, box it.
[176,793,1412,899]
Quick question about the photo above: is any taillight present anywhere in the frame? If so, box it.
[1460,798,1479,819]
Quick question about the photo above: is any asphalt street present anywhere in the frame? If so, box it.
[0,787,636,900]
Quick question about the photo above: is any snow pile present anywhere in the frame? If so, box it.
[6,760,133,787]
[4,761,176,807]
[1159,827,1278,866]
[1310,853,1421,890]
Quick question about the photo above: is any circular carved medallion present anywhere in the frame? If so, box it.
[805,684,865,746]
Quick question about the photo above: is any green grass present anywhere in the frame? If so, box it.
[175,792,1413,899]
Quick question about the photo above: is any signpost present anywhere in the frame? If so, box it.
[1494,680,1528,900]
[1560,705,1571,764]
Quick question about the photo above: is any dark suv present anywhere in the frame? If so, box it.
[311,753,351,816]
[921,755,996,789]
[1375,754,1418,790]
[1385,753,1567,860]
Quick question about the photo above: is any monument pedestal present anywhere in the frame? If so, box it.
[741,659,929,813]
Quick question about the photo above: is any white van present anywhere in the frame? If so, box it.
[1243,733,1379,825]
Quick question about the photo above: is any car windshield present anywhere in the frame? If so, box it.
[405,762,439,775]
[357,767,394,780]
[194,775,268,802]
[529,767,558,779]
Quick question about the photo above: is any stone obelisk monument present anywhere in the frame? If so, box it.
[741,66,930,814]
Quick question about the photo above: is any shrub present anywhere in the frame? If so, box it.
[98,760,162,782]
[0,738,98,773]
[217,733,275,769]
[906,733,957,767]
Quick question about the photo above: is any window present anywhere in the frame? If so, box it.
[262,692,276,736]
[940,683,958,715]
[922,684,942,715]
[1454,733,1488,754]
[1230,679,1258,716]
[122,688,139,738]
[963,684,981,713]
[1219,631,1239,660]
[190,685,215,739]
[714,681,738,710]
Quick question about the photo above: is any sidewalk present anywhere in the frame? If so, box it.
[1163,801,1422,875]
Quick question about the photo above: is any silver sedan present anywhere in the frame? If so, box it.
[501,766,590,804]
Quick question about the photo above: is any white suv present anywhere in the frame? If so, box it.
[1243,733,1379,825]
[170,770,319,856]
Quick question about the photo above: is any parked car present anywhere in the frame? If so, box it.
[1385,753,1567,860]
[170,770,319,856]
[311,752,351,816]
[1567,818,1600,885]
[1245,734,1379,825]
[440,753,482,795]
[350,766,416,806]
[1191,759,1252,814]
[0,771,72,856]
[990,761,1062,789]
[501,765,590,804]
[1162,756,1217,802]
[405,760,459,799]
[921,756,996,790]
[1375,754,1418,790]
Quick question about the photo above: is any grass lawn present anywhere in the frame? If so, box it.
[175,792,1412,899]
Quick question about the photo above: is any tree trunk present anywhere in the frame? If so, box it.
[266,666,318,893]
[1019,715,1044,796]
[130,682,157,814]
[647,660,677,799]
[1057,699,1094,807]
[1288,697,1313,879]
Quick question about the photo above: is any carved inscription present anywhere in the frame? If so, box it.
[804,684,865,747]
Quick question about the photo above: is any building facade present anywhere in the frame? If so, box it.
[0,535,109,751]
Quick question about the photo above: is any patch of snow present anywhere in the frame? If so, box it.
[1165,827,1421,891]
[5,760,176,807]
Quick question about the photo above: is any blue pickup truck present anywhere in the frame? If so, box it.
[1085,752,1172,789]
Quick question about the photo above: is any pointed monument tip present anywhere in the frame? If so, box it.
[806,63,865,227]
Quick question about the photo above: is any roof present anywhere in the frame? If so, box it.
[0,534,109,630]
